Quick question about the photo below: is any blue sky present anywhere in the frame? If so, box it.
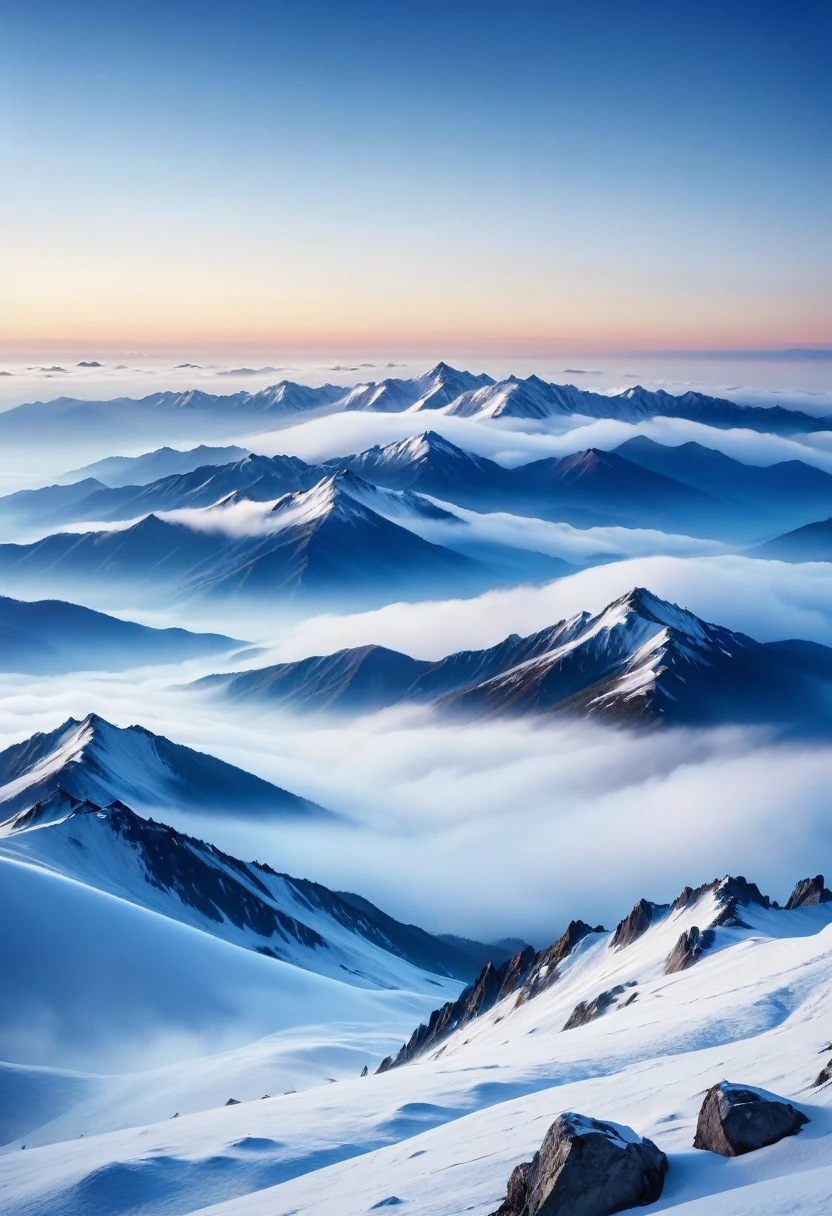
[2,0,830,352]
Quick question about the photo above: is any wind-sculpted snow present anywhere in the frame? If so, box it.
[196,587,832,732]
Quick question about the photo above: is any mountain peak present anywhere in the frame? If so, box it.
[604,587,709,642]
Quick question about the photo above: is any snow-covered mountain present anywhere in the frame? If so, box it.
[0,593,242,674]
[2,429,800,543]
[0,795,490,987]
[0,453,314,528]
[0,713,325,825]
[197,587,832,730]
[0,473,496,607]
[377,873,828,1072]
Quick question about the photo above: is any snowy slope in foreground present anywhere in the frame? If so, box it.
[0,795,488,988]
[2,873,832,1215]
[0,853,450,1075]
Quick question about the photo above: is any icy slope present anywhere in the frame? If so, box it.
[2,872,831,1215]
[0,713,324,823]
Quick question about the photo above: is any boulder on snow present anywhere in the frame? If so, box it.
[693,1082,808,1157]
[786,875,832,909]
[664,926,715,974]
[491,1112,668,1216]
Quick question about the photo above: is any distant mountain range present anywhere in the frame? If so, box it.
[8,430,832,547]
[0,593,242,674]
[0,364,826,449]
[0,432,762,541]
[0,794,499,987]
[196,587,832,731]
[0,713,326,824]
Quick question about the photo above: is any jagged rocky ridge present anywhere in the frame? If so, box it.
[0,792,501,986]
[198,587,832,732]
[376,871,830,1072]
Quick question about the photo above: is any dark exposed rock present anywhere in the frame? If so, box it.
[360,1065,369,1077]
[225,1098,240,1106]
[562,984,635,1031]
[107,804,328,951]
[376,923,604,1073]
[814,1058,832,1087]
[786,875,832,909]
[518,923,605,1005]
[664,926,715,974]
[611,899,667,950]
[494,1160,535,1216]
[693,1082,808,1157]
[711,877,771,929]
[491,1112,668,1216]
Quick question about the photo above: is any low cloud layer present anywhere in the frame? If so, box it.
[1,664,829,946]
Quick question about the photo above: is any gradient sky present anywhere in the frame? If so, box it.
[2,0,830,353]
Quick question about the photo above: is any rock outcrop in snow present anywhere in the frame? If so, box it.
[611,898,668,949]
[693,1082,808,1157]
[786,874,832,909]
[562,983,637,1031]
[663,927,715,974]
[491,1112,668,1216]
